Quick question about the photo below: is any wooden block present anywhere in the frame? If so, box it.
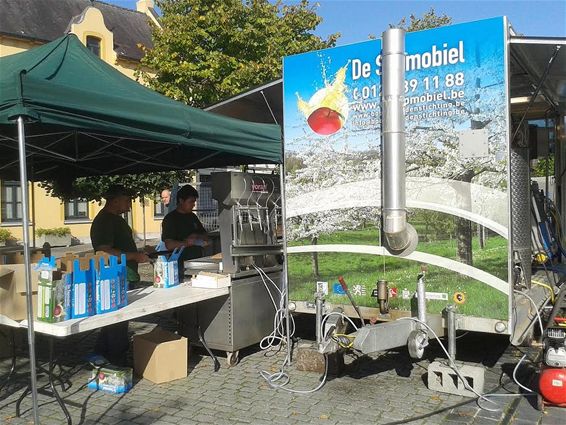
[295,342,344,375]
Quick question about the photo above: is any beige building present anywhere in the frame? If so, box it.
[0,0,167,244]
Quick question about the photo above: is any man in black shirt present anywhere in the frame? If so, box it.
[90,185,149,365]
[91,186,149,281]
[161,184,208,277]
[161,185,208,340]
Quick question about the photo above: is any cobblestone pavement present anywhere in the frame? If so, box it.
[1,312,563,425]
[1,262,563,424]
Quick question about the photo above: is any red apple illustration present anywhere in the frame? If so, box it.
[307,107,344,135]
[53,304,63,317]
[297,65,349,137]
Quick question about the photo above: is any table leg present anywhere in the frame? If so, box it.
[0,328,17,394]
[47,337,72,425]
[15,336,74,424]
[15,384,30,417]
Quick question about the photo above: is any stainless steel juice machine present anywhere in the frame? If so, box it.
[180,171,283,366]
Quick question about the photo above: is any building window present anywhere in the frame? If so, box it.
[65,199,88,220]
[1,181,23,222]
[154,200,166,218]
[86,36,101,57]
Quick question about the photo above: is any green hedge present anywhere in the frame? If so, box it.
[35,227,71,237]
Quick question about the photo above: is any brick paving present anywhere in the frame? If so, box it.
[1,258,561,424]
[1,311,561,425]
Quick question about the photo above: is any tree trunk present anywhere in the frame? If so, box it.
[311,236,320,279]
[452,171,475,266]
[457,217,473,265]
[478,224,485,249]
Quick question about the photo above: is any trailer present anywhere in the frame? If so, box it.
[207,17,566,369]
[282,17,566,338]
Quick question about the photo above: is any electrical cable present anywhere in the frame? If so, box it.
[321,311,359,332]
[398,317,497,408]
[332,333,355,349]
[513,289,545,336]
[542,197,566,260]
[531,188,566,286]
[541,259,559,288]
[511,354,534,394]
[253,265,295,350]
[380,362,534,425]
[531,207,560,287]
[259,354,328,394]
[398,317,538,413]
[531,279,555,303]
[255,264,329,393]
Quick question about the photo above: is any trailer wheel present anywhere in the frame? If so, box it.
[407,330,427,359]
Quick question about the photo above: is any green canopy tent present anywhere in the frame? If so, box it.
[0,34,281,181]
[0,34,281,423]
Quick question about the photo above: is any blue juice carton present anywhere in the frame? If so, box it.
[153,244,184,288]
[71,258,96,318]
[36,256,72,323]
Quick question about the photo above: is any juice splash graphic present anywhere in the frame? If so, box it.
[297,65,349,136]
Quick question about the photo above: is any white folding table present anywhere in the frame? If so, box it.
[0,283,229,424]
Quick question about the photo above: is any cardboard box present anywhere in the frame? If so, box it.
[6,251,45,265]
[191,271,231,289]
[133,327,188,384]
[0,264,39,321]
[58,251,108,273]
[57,253,79,271]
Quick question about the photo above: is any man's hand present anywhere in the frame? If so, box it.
[131,252,150,263]
[186,234,209,248]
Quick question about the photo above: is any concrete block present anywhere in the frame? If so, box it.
[427,360,485,397]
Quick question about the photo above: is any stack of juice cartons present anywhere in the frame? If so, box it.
[36,252,128,322]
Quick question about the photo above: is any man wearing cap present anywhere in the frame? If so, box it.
[90,184,149,365]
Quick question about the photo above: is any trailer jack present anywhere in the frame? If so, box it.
[318,271,430,357]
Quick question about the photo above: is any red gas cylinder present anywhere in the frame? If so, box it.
[539,368,566,405]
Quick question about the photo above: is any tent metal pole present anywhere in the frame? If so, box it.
[17,116,40,424]
[278,163,292,365]
[31,181,36,248]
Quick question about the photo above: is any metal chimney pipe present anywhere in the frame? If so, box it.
[381,28,418,256]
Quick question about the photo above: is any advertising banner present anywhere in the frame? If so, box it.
[283,17,509,321]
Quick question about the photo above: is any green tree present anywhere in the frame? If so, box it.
[395,8,452,31]
[41,1,336,199]
[532,156,554,177]
[366,8,451,38]
[39,171,189,202]
[139,0,339,107]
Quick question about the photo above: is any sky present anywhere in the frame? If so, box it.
[105,0,566,44]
